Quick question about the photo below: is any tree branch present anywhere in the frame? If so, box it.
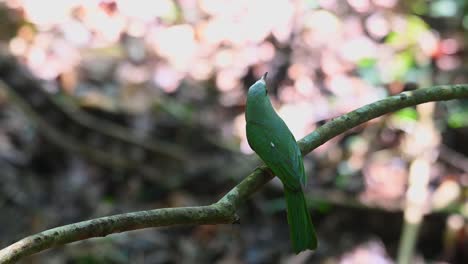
[1,84,468,263]
[299,85,468,153]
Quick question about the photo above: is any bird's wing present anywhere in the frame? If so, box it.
[247,121,306,190]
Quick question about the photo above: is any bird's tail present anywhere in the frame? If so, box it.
[284,187,318,253]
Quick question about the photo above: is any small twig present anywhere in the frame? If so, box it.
[1,84,468,263]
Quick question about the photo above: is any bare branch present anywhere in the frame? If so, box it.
[299,85,468,154]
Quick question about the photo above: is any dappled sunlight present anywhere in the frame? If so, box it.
[152,64,183,93]
[20,0,77,28]
[347,0,371,13]
[361,152,408,206]
[151,24,197,71]
[365,13,390,39]
[405,159,431,223]
[0,0,466,262]
[339,36,377,63]
[278,102,317,140]
[233,113,252,154]
[431,179,461,210]
[116,0,176,21]
[340,240,393,264]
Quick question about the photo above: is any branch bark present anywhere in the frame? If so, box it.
[1,84,468,263]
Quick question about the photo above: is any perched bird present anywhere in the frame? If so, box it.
[245,73,317,253]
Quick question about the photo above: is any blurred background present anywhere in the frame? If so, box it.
[0,0,467,263]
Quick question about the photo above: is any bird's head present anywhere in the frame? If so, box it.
[247,72,269,99]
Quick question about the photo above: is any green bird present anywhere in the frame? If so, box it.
[245,73,317,253]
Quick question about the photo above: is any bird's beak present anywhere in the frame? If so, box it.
[261,72,268,90]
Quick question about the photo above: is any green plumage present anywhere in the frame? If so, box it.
[245,74,317,253]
